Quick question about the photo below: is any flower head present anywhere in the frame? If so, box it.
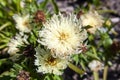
[88,60,104,71]
[8,33,29,55]
[80,11,104,33]
[34,46,68,75]
[13,14,31,33]
[38,13,87,58]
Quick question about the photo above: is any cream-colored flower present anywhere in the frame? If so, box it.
[80,11,104,34]
[13,14,31,33]
[38,13,87,58]
[8,33,29,55]
[34,46,68,75]
[88,60,104,71]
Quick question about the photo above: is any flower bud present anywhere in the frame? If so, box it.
[34,10,46,23]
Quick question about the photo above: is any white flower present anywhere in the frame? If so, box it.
[34,46,68,75]
[80,11,104,34]
[88,60,104,71]
[8,33,29,55]
[38,13,87,58]
[13,14,31,33]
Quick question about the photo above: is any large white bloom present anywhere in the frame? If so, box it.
[8,33,29,55]
[80,11,104,34]
[13,14,31,33]
[35,47,68,75]
[38,13,87,58]
[88,60,104,71]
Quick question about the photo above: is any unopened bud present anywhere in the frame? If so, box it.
[16,70,30,80]
[34,10,46,23]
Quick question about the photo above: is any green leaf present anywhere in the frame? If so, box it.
[12,63,23,71]
[53,75,62,80]
[80,60,86,71]
[29,30,38,46]
[88,34,94,41]
[92,0,100,6]
[72,55,79,65]
[86,52,100,60]
[50,0,59,14]
[44,75,51,80]
[68,62,85,75]
[0,75,12,80]
[39,0,49,10]
[0,44,7,49]
[0,59,7,66]
[0,70,16,78]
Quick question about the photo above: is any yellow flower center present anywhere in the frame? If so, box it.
[59,32,69,42]
[46,56,57,66]
[23,21,29,26]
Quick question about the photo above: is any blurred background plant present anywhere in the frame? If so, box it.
[0,0,120,80]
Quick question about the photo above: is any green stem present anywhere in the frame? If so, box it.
[103,65,108,80]
[93,71,99,80]
[68,62,85,75]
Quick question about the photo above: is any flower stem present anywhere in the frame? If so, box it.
[93,71,99,80]
[68,62,85,75]
[103,65,108,80]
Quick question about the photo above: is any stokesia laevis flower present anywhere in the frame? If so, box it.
[38,13,87,58]
[80,11,104,34]
[34,46,68,75]
[13,14,31,33]
[8,33,29,55]
[88,60,104,71]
